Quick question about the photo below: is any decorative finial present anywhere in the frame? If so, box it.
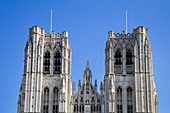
[95,80,97,87]
[100,82,103,90]
[86,60,90,69]
[78,80,81,86]
[50,9,53,33]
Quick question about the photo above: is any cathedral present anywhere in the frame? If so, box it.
[17,25,158,113]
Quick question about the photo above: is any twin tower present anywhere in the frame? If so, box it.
[17,26,158,113]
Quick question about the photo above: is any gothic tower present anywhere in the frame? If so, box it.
[17,25,158,113]
[104,26,158,113]
[17,26,73,113]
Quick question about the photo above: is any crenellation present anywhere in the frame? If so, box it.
[114,32,133,38]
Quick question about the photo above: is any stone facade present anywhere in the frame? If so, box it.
[71,61,101,113]
[103,26,158,113]
[17,26,158,113]
[17,26,72,113]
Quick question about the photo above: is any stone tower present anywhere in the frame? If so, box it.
[104,26,158,113]
[17,25,158,113]
[17,26,73,113]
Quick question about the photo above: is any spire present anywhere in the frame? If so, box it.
[86,60,90,69]
[78,80,81,90]
[50,9,53,33]
[84,60,92,84]
[100,82,103,90]
[94,79,97,89]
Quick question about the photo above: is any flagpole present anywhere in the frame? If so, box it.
[125,9,128,34]
[50,9,52,33]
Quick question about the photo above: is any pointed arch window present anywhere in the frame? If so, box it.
[79,105,84,112]
[74,104,78,113]
[126,50,133,64]
[91,104,95,112]
[43,87,49,113]
[115,50,122,64]
[80,97,83,102]
[53,87,59,113]
[97,104,101,112]
[54,51,61,74]
[99,105,101,112]
[80,105,84,112]
[44,51,50,73]
[127,87,133,113]
[97,105,99,111]
[117,87,123,113]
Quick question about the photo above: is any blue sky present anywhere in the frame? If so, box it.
[0,0,170,113]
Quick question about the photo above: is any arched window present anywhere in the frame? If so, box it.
[74,104,78,112]
[117,87,123,113]
[54,51,61,74]
[43,87,49,113]
[99,105,101,112]
[115,50,122,64]
[127,87,133,113]
[91,104,95,112]
[97,104,101,112]
[44,51,50,73]
[96,104,101,113]
[81,105,84,112]
[74,105,76,112]
[79,106,81,112]
[53,87,59,113]
[126,50,133,64]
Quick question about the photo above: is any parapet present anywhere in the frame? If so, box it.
[29,26,69,39]
[44,31,68,39]
[45,32,60,38]
[108,29,133,39]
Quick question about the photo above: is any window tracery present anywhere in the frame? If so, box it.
[126,50,133,64]
[43,87,49,113]
[117,87,123,113]
[43,51,50,73]
[127,87,133,113]
[91,104,95,112]
[54,51,61,74]
[115,50,122,64]
[53,87,59,113]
